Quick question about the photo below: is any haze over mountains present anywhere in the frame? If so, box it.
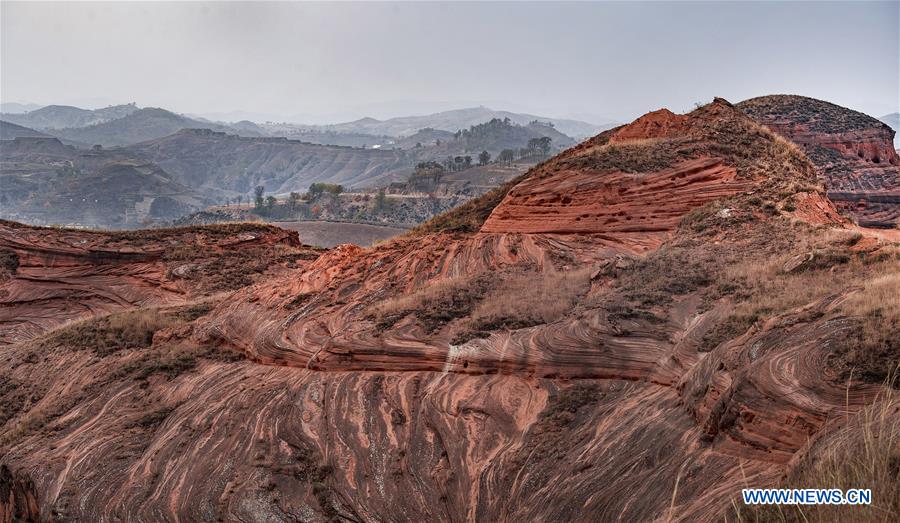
[1,102,588,228]
[294,107,614,140]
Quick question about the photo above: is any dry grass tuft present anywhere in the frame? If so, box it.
[369,267,592,341]
[49,308,176,356]
[458,267,592,338]
[370,275,492,332]
[830,273,900,385]
[731,385,900,522]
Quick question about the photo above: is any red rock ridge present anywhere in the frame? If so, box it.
[737,95,900,227]
[608,108,691,143]
[480,157,747,244]
[0,221,313,345]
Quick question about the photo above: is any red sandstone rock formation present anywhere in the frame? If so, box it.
[738,95,900,228]
[1,99,896,522]
[0,221,315,345]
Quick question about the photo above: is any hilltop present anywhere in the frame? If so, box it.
[121,129,414,194]
[1,97,897,522]
[0,121,51,140]
[738,95,899,228]
[1,103,139,130]
[48,107,261,147]
[302,106,615,139]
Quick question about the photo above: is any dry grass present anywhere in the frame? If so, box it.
[830,273,900,384]
[370,275,492,332]
[457,267,592,338]
[369,267,591,341]
[730,385,900,522]
[45,303,215,357]
[49,308,177,356]
[842,273,900,319]
[699,241,900,383]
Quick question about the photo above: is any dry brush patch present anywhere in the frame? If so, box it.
[730,386,900,523]
[453,267,592,343]
[47,308,178,356]
[829,272,900,385]
[369,274,493,333]
[696,232,899,365]
[369,267,592,341]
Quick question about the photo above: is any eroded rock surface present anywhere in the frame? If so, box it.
[1,98,897,522]
[738,95,900,228]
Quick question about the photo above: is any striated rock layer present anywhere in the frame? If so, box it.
[738,95,900,228]
[0,221,316,345]
[1,98,897,522]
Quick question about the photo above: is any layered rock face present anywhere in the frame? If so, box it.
[1,99,897,522]
[0,221,315,345]
[738,95,900,228]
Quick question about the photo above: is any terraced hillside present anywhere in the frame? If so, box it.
[0,137,208,228]
[122,129,415,195]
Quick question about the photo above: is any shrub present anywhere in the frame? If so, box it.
[0,249,19,274]
[49,309,176,356]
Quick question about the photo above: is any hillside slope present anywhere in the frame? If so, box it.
[122,129,414,194]
[0,121,51,140]
[0,104,139,131]
[0,137,208,228]
[1,98,897,522]
[49,107,260,147]
[737,95,900,228]
[312,106,615,139]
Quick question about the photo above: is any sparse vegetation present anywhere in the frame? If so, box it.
[410,170,531,234]
[829,273,900,385]
[0,248,19,275]
[453,268,592,343]
[370,266,591,342]
[48,308,177,356]
[730,387,900,522]
[371,274,492,332]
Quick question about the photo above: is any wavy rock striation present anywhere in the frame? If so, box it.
[0,221,314,345]
[1,98,897,522]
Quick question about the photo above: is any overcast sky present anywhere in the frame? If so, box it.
[2,1,898,124]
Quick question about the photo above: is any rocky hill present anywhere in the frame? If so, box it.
[0,137,208,228]
[121,129,415,194]
[1,104,139,130]
[737,95,900,228]
[0,121,51,141]
[48,107,260,147]
[1,97,897,522]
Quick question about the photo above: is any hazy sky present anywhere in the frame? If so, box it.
[2,1,898,123]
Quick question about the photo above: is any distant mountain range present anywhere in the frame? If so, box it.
[302,107,616,139]
[1,105,261,147]
[2,104,141,130]
[1,103,602,149]
[0,102,44,114]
